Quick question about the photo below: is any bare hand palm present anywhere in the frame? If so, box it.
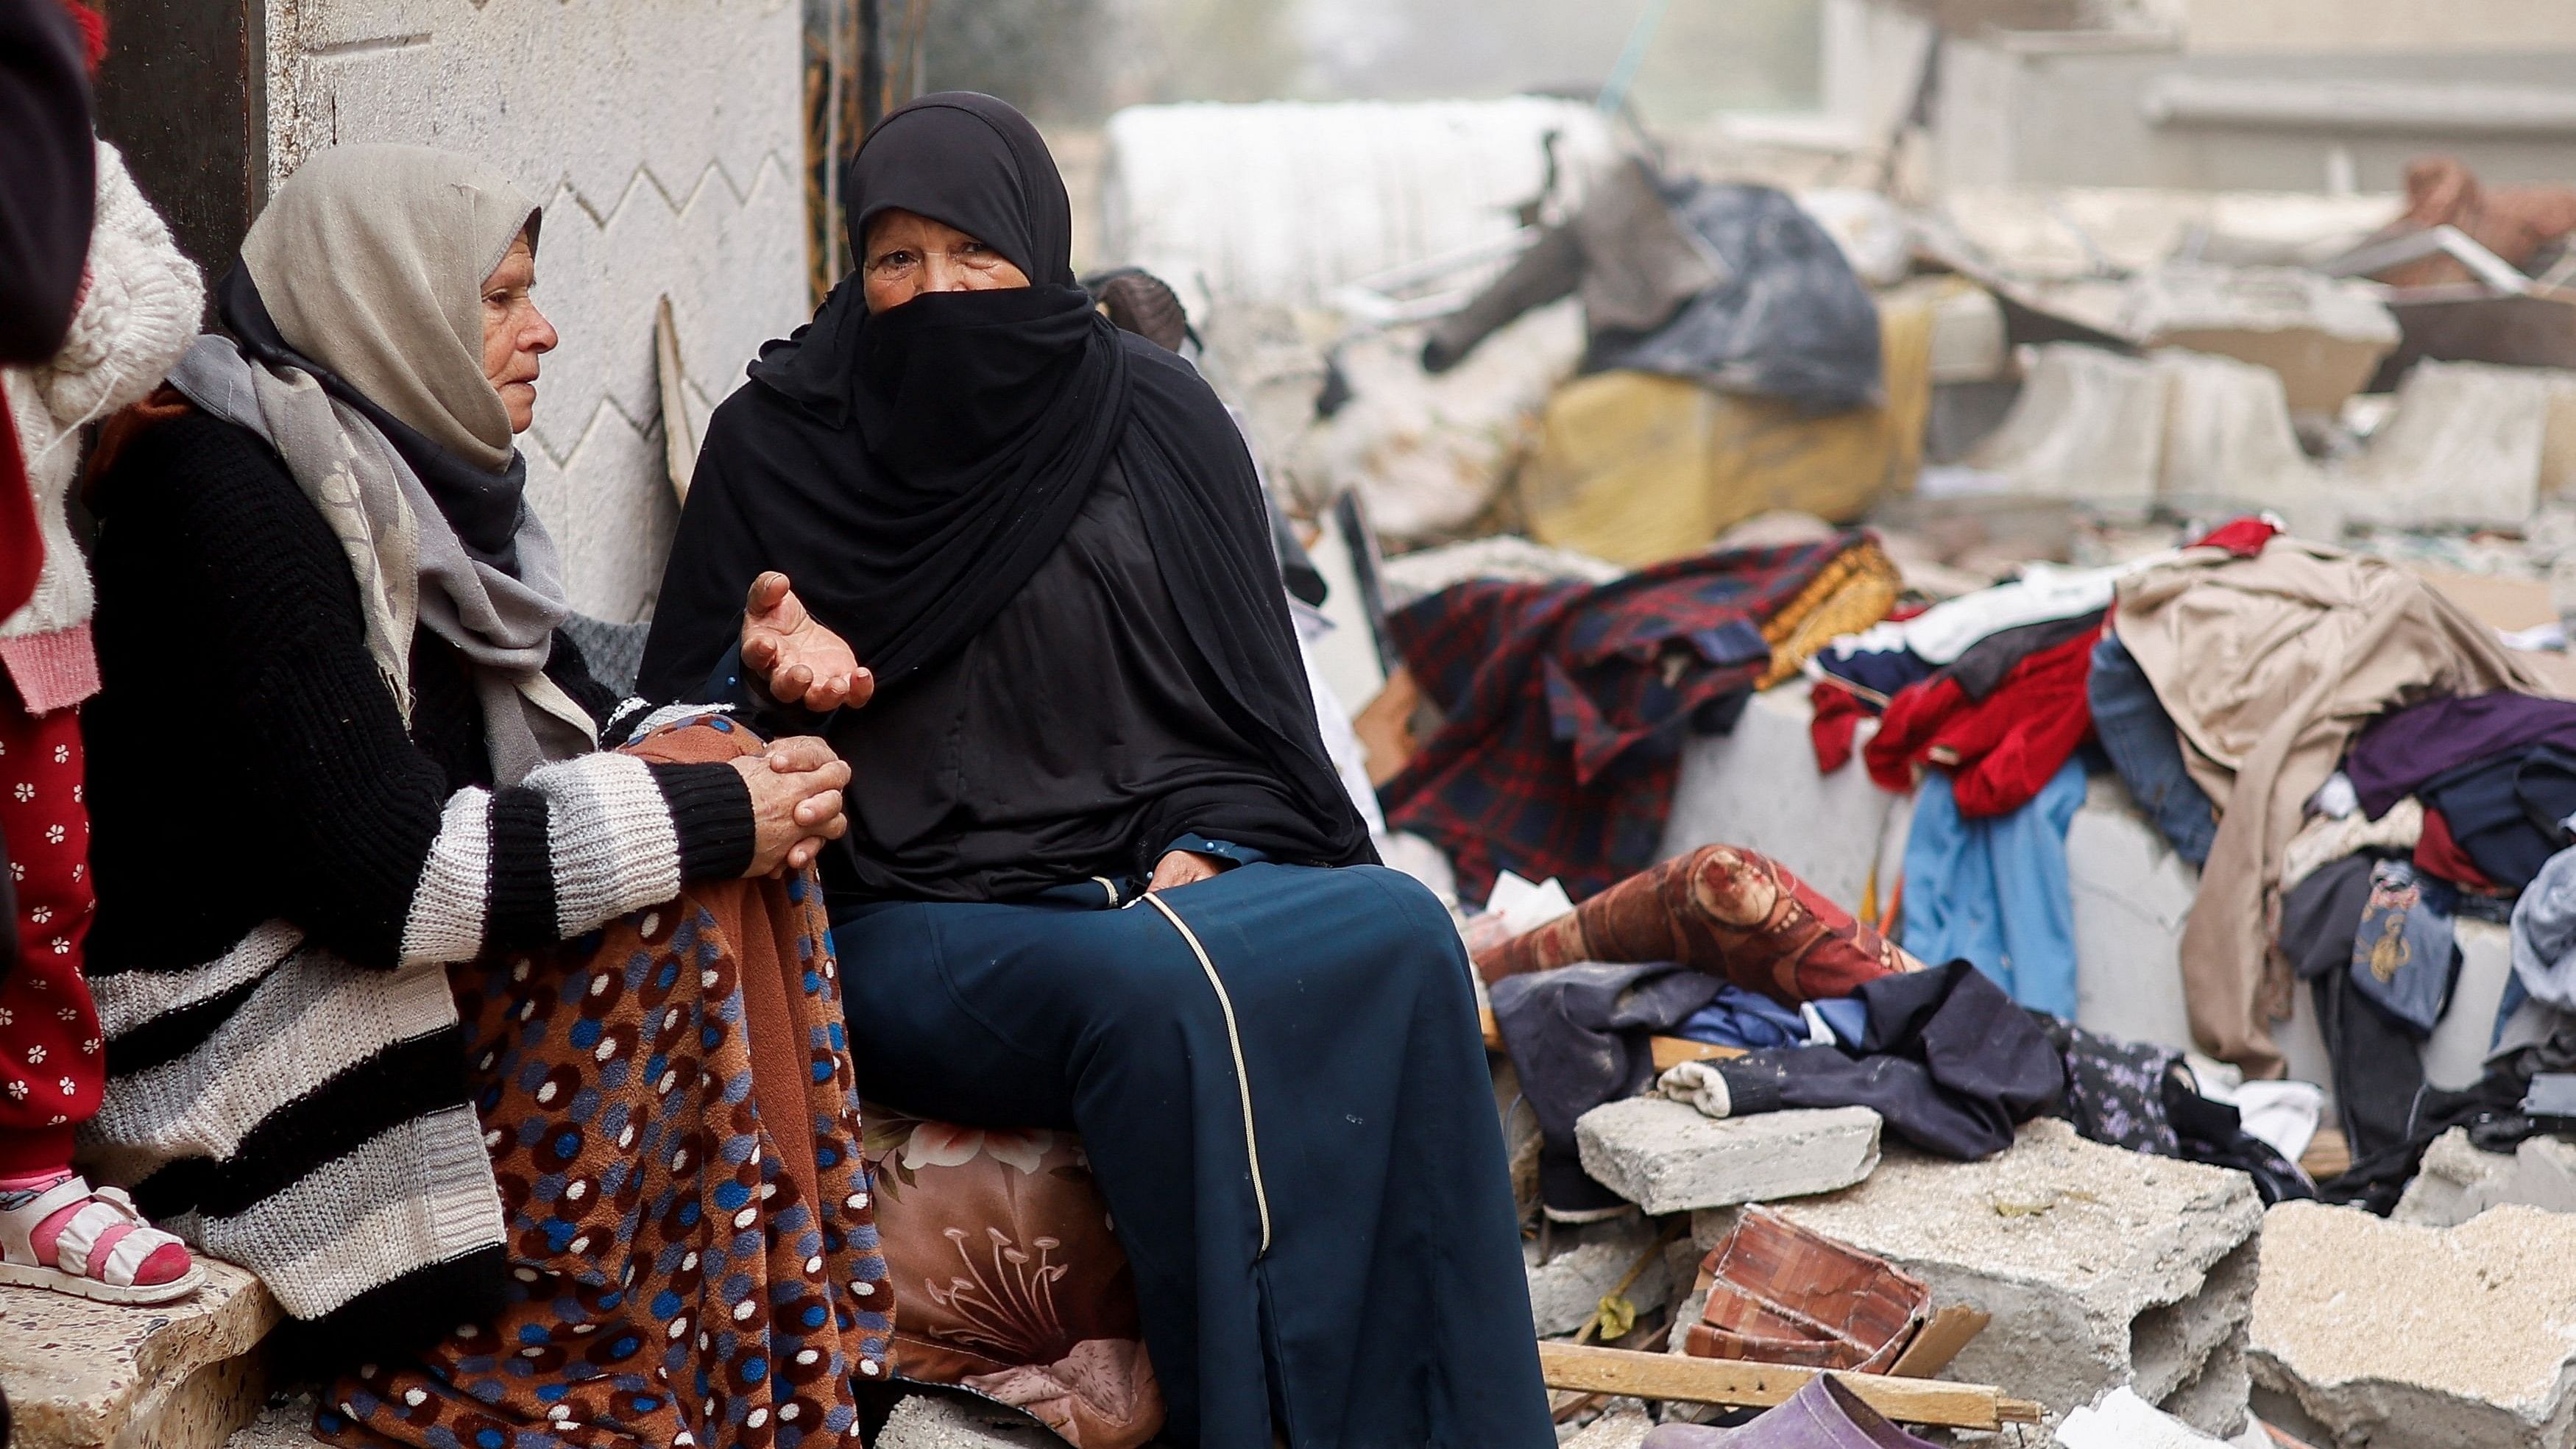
[742,571,871,712]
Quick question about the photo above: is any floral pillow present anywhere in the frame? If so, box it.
[859,1105,1164,1449]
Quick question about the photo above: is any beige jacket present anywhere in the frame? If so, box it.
[2115,538,2561,1074]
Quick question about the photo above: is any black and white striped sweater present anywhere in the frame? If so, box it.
[74,408,754,1351]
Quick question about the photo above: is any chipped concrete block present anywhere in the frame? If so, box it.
[2340,361,2549,530]
[2119,263,2398,415]
[1702,1119,2263,1431]
[2251,1201,2576,1449]
[2393,1127,2522,1227]
[1575,1098,1882,1216]
[2149,351,2340,539]
[2394,1128,2576,1228]
[0,1262,279,1449]
[874,1396,1061,1449]
[1964,344,2166,506]
[1526,1213,1675,1338]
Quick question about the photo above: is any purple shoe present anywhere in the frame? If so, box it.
[1639,1375,1940,1449]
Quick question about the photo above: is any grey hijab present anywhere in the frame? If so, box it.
[241,145,525,472]
[169,144,593,784]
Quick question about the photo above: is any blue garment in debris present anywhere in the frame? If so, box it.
[1898,755,2087,1017]
[1702,960,2064,1160]
[2352,859,2459,1038]
[2086,631,2218,865]
[1675,982,1821,1050]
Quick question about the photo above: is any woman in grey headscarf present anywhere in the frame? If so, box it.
[75,145,894,1449]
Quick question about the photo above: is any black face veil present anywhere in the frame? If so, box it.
[639,91,1373,876]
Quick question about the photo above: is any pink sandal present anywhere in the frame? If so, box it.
[0,1173,203,1304]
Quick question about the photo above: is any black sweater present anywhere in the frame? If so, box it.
[82,408,754,979]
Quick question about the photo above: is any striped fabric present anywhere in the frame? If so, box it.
[77,743,726,1338]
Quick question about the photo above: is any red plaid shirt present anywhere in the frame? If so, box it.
[1383,534,1871,901]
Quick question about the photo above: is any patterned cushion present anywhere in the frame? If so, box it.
[859,1107,1163,1449]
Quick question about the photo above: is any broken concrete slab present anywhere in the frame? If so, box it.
[1701,1119,2262,1433]
[2119,264,2399,415]
[2393,1127,2519,1227]
[1963,344,2165,506]
[2251,1201,2576,1449]
[1526,1212,1676,1339]
[0,1263,280,1449]
[2150,352,2340,539]
[2393,1127,2576,1230]
[1574,1098,1882,1216]
[874,1395,1063,1449]
[2340,361,2550,530]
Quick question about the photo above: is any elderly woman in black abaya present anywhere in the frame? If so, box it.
[639,94,1551,1448]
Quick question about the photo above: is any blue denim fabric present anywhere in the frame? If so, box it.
[1900,757,2087,1017]
[2087,632,2218,865]
[1674,982,1815,1049]
[2351,860,2458,1038]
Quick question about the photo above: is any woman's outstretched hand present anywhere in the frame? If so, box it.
[742,571,872,712]
[735,734,852,877]
[1149,849,1226,893]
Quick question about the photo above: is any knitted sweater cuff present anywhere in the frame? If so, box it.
[0,623,98,714]
[650,761,755,883]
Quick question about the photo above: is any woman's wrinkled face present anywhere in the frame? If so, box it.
[480,234,557,433]
[861,208,1030,313]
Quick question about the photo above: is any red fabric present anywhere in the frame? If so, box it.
[2190,516,2279,557]
[0,410,42,626]
[1810,681,1867,773]
[55,1,105,73]
[0,698,97,1173]
[1864,623,2103,818]
[2415,805,2506,894]
[1473,844,1919,1004]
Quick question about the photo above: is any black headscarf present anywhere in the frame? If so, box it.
[640,92,1372,876]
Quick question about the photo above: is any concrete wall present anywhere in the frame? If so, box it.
[1935,40,2576,193]
[262,0,809,622]
[2174,0,2576,54]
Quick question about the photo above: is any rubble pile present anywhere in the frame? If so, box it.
[2251,1203,2576,1449]
[1111,43,2576,1448]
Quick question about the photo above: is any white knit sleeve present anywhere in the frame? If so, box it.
[399,787,494,967]
[526,751,685,937]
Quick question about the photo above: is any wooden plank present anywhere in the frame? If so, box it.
[1887,1305,1990,1379]
[1650,1037,1747,1071]
[1536,1342,2041,1431]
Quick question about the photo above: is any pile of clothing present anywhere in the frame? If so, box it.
[2265,692,2576,1209]
[2098,539,2572,1094]
[1383,531,1899,900]
[1803,518,2276,1017]
[1484,845,2313,1220]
